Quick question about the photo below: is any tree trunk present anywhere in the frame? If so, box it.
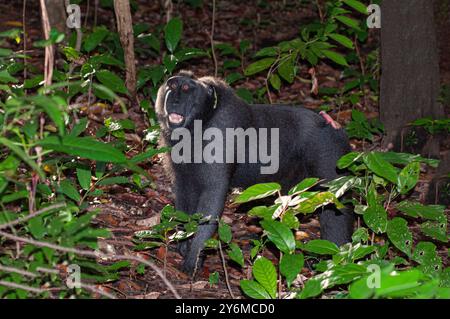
[113,0,138,106]
[44,0,67,34]
[380,0,444,156]
[39,0,54,86]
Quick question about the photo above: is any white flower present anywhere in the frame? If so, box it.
[144,129,159,143]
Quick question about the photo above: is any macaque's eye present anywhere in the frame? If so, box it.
[182,83,189,92]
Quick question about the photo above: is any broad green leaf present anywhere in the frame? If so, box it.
[164,17,183,53]
[363,152,398,184]
[235,183,280,203]
[244,58,276,76]
[299,278,322,299]
[280,253,304,287]
[288,178,319,195]
[324,176,356,198]
[31,95,65,135]
[342,0,368,14]
[28,216,46,239]
[0,70,18,83]
[254,47,278,57]
[59,179,81,202]
[296,191,343,214]
[397,161,420,194]
[218,221,232,244]
[0,137,45,178]
[277,55,295,83]
[302,239,339,255]
[269,73,281,90]
[386,217,412,256]
[337,152,363,169]
[335,15,361,30]
[39,136,126,163]
[376,152,439,168]
[397,201,445,221]
[83,26,109,52]
[69,118,88,137]
[227,242,244,267]
[253,257,277,299]
[322,49,348,66]
[413,242,442,274]
[260,220,295,254]
[240,280,271,299]
[76,166,91,190]
[364,202,387,234]
[97,176,129,186]
[328,33,354,49]
[421,221,448,242]
[96,70,128,94]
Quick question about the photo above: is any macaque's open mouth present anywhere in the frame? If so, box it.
[168,113,185,124]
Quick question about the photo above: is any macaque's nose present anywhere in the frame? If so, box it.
[167,77,192,92]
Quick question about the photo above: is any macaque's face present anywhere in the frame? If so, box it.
[156,75,214,129]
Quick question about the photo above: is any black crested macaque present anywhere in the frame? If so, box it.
[155,71,353,276]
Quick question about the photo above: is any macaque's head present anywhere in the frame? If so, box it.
[156,71,217,129]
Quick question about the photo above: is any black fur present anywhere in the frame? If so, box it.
[155,72,354,276]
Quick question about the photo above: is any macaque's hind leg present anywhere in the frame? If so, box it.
[319,206,353,245]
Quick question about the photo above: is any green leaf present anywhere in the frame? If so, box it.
[397,201,445,221]
[364,204,388,234]
[244,58,276,76]
[0,70,18,83]
[335,15,361,30]
[260,220,296,254]
[235,183,280,203]
[376,152,439,168]
[83,26,109,52]
[76,166,91,190]
[97,176,129,186]
[397,161,420,194]
[421,220,448,243]
[280,253,304,287]
[269,73,281,90]
[296,191,343,214]
[324,176,357,198]
[413,242,442,274]
[240,280,271,299]
[277,56,295,83]
[253,257,277,299]
[164,17,183,53]
[322,50,348,66]
[39,136,126,163]
[364,152,398,184]
[342,0,368,14]
[31,95,65,136]
[96,70,128,94]
[28,216,46,239]
[302,239,339,255]
[386,217,413,256]
[288,178,320,195]
[337,152,363,169]
[299,278,322,299]
[218,221,232,244]
[328,33,354,49]
[0,137,45,178]
[69,118,88,137]
[227,242,244,267]
[59,179,81,202]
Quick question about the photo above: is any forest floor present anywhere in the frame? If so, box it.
[0,0,448,299]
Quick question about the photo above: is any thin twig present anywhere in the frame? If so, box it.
[22,0,27,86]
[0,264,38,278]
[218,241,236,299]
[0,280,44,294]
[210,0,218,77]
[0,230,181,299]
[0,202,66,230]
